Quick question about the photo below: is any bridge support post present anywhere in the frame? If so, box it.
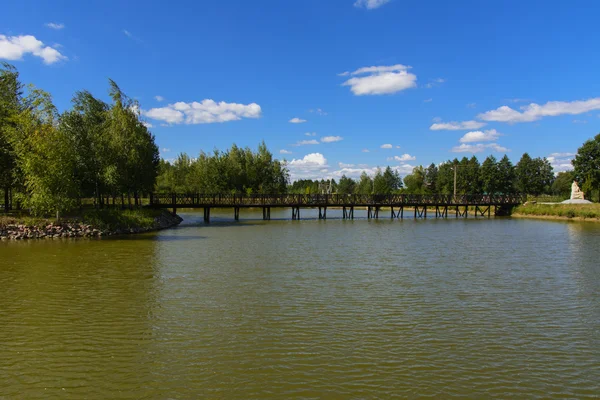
[374,206,379,219]
[263,207,271,220]
[234,207,240,221]
[343,206,347,219]
[203,207,211,223]
[318,207,327,220]
[292,207,300,220]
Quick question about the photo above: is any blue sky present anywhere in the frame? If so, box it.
[1,0,599,180]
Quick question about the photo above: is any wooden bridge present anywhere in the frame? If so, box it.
[148,193,525,222]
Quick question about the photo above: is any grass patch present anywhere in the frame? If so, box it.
[1,208,166,230]
[513,203,600,219]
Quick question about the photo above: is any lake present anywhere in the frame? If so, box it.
[1,209,599,398]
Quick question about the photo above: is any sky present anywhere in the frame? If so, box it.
[1,0,599,181]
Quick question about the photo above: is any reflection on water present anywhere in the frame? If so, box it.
[1,211,599,398]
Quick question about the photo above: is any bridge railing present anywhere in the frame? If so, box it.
[148,193,525,207]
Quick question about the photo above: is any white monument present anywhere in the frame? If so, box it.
[571,181,584,200]
[561,180,592,204]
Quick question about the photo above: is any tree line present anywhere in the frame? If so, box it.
[156,142,289,195]
[289,142,600,201]
[0,63,159,216]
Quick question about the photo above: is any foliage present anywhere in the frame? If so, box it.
[337,175,356,194]
[515,153,554,195]
[158,142,289,194]
[573,133,600,202]
[0,63,160,216]
[551,171,575,198]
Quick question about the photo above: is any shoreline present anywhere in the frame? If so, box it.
[0,209,182,241]
[511,213,600,223]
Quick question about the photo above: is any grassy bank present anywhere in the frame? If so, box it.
[1,208,178,232]
[513,203,600,221]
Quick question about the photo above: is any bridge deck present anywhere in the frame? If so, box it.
[149,193,525,208]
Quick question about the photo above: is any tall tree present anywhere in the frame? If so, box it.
[480,155,500,194]
[515,153,553,195]
[552,171,575,198]
[403,166,425,193]
[337,175,356,194]
[572,133,600,202]
[59,90,109,206]
[0,63,23,211]
[424,163,438,193]
[497,155,515,193]
[355,172,373,194]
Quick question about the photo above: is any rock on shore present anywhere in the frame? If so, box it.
[0,211,182,241]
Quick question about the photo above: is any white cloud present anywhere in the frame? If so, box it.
[548,152,575,158]
[424,98,433,103]
[573,119,587,124]
[45,23,65,30]
[287,153,329,180]
[339,162,355,168]
[388,154,416,162]
[478,98,600,123]
[293,139,319,146]
[362,149,370,153]
[547,153,574,173]
[0,34,67,64]
[466,103,477,108]
[353,0,391,9]
[430,120,486,130]
[451,143,509,153]
[459,129,501,143]
[305,132,317,136]
[280,149,292,154]
[143,100,261,124]
[154,95,164,102]
[289,117,307,123]
[395,145,401,149]
[321,136,343,143]
[380,144,393,149]
[123,30,132,37]
[425,78,445,88]
[142,121,153,128]
[341,64,417,95]
[161,148,171,153]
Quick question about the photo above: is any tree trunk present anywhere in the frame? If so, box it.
[121,194,125,210]
[134,190,139,207]
[128,190,132,210]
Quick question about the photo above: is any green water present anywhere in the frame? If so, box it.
[1,209,599,398]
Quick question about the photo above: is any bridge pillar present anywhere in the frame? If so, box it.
[204,207,211,223]
[234,207,240,221]
[318,207,327,220]
[172,206,177,216]
[292,207,300,220]
[367,206,372,219]
[263,207,270,220]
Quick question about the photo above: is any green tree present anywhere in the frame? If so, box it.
[403,166,425,193]
[59,90,110,206]
[552,171,575,198]
[355,172,373,194]
[6,88,78,216]
[480,155,500,194]
[497,155,515,193]
[515,153,554,195]
[337,175,356,194]
[572,133,600,202]
[0,63,23,211]
[424,163,438,193]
